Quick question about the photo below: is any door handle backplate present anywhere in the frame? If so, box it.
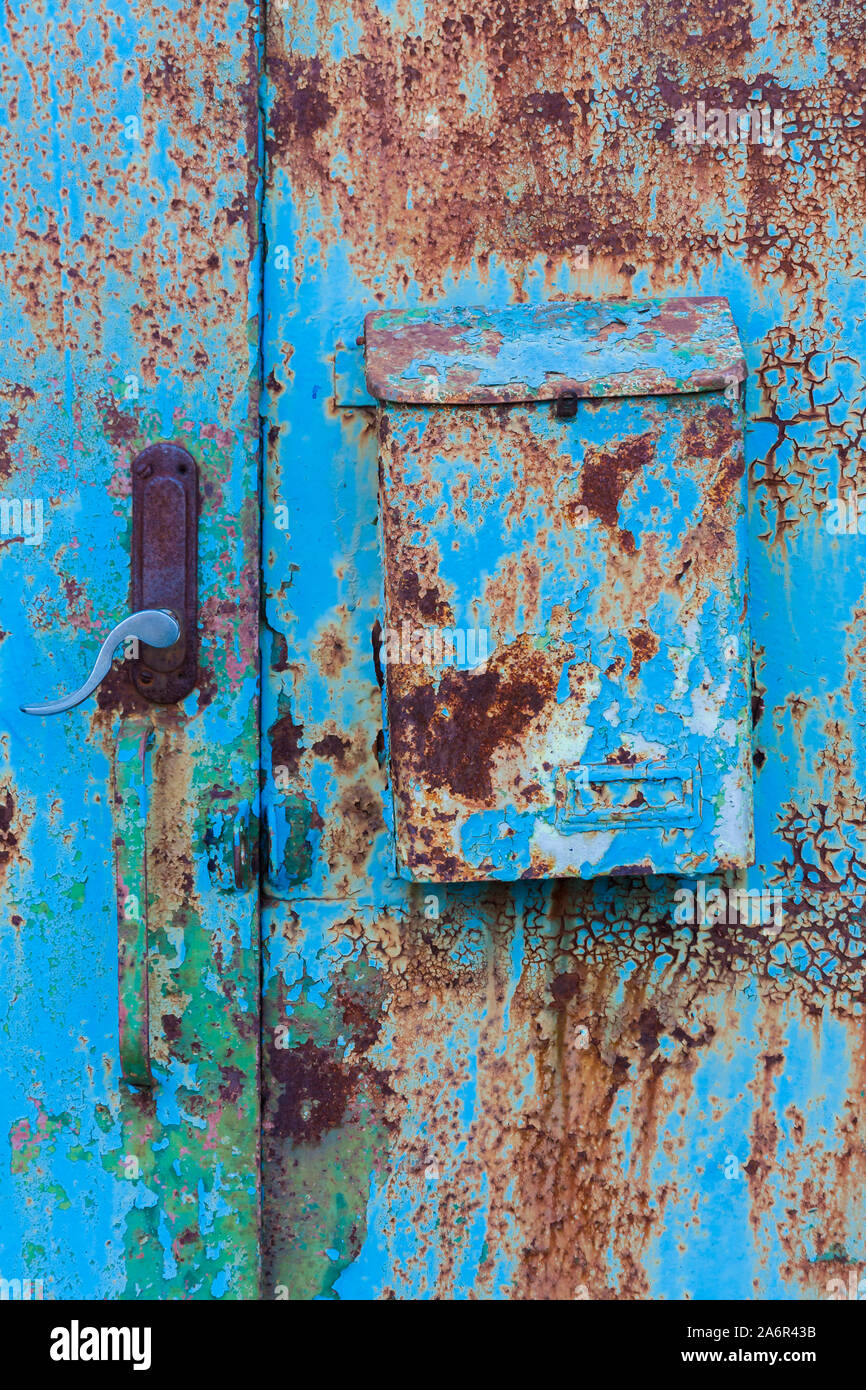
[131,442,199,703]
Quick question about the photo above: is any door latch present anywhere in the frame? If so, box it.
[19,442,201,1091]
[21,442,199,712]
[130,442,198,703]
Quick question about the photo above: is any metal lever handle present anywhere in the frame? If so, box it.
[20,610,180,716]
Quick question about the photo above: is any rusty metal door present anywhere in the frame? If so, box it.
[259,2,866,1301]
[3,0,866,1308]
[0,3,262,1297]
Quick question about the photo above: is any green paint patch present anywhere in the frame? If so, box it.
[9,1106,72,1176]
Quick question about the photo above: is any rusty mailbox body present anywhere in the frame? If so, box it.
[369,297,753,882]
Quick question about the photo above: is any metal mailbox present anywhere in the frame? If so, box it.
[367,295,754,882]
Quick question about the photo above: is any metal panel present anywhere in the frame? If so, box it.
[255,0,866,1300]
[0,0,262,1298]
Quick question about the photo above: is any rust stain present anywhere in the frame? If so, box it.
[269,710,306,778]
[389,633,560,804]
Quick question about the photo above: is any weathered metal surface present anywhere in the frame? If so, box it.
[261,0,866,1300]
[375,334,753,880]
[2,0,864,1306]
[364,296,746,403]
[113,715,156,1088]
[0,1,262,1297]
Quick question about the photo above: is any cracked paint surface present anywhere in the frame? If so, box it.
[261,0,866,1300]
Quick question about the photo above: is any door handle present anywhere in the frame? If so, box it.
[20,441,200,1088]
[21,440,198,715]
[20,610,180,715]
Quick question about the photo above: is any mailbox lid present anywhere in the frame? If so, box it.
[365,296,746,405]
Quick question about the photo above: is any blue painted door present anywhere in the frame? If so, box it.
[0,1,262,1298]
[259,2,866,1300]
